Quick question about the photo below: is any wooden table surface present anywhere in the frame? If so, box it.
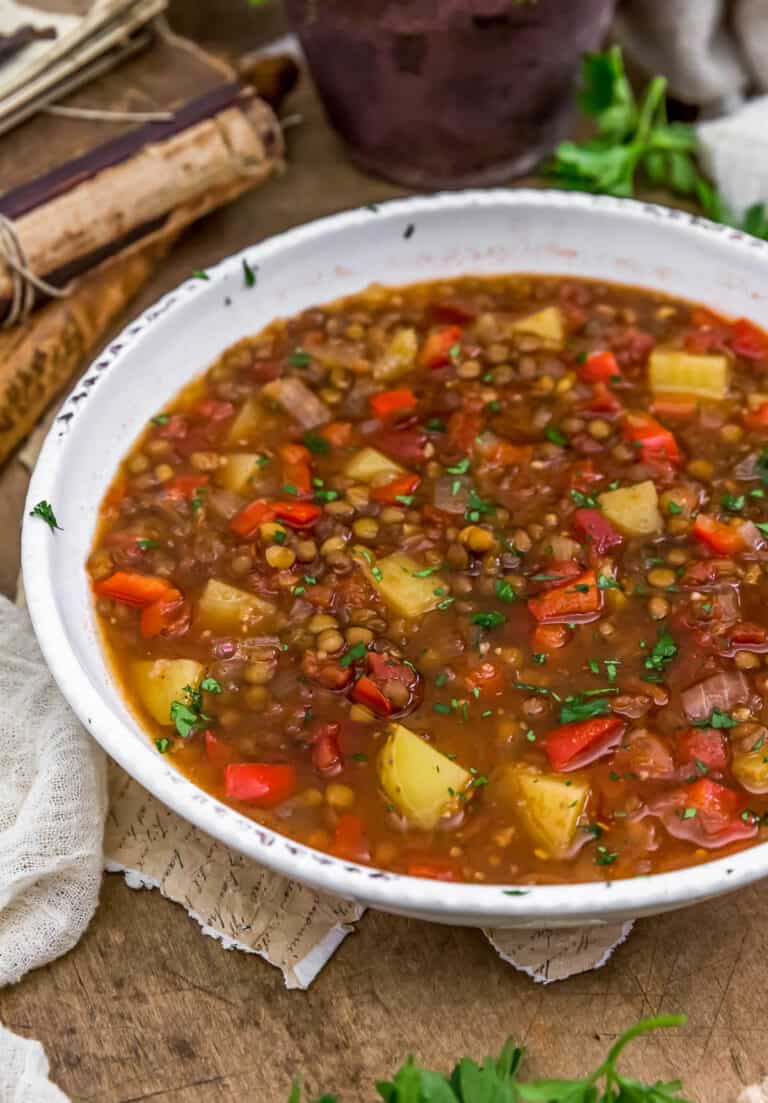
[2,46,767,1103]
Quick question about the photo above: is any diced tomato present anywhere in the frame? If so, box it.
[543,716,625,771]
[582,382,623,416]
[407,861,458,882]
[371,473,421,505]
[272,501,323,528]
[331,814,370,863]
[311,722,343,775]
[373,426,428,464]
[420,326,462,369]
[351,676,393,716]
[730,317,768,361]
[729,621,768,647]
[224,763,296,807]
[164,473,210,501]
[369,388,418,419]
[692,514,749,556]
[139,588,189,639]
[229,499,275,537]
[204,730,236,768]
[464,661,504,694]
[279,442,312,497]
[475,433,533,468]
[195,398,235,421]
[446,409,482,454]
[651,395,698,421]
[578,350,620,383]
[676,728,728,771]
[528,570,602,623]
[685,778,743,823]
[93,570,175,608]
[622,411,681,464]
[155,414,187,440]
[571,508,623,554]
[743,401,768,430]
[320,421,353,447]
[532,623,570,652]
[367,651,416,687]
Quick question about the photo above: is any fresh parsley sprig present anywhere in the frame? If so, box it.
[548,46,768,239]
[288,1014,690,1102]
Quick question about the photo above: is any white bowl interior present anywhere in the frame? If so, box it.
[22,191,768,926]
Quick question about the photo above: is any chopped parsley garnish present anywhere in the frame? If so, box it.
[314,489,340,503]
[570,489,598,508]
[559,692,614,724]
[200,677,222,694]
[242,258,256,287]
[545,425,568,447]
[494,579,517,602]
[533,653,547,664]
[302,430,330,455]
[464,487,495,522]
[351,752,368,763]
[426,418,446,432]
[137,538,158,550]
[666,501,683,515]
[756,522,768,538]
[282,482,299,496]
[155,738,170,753]
[447,458,471,475]
[29,500,61,531]
[722,492,745,512]
[513,682,561,701]
[448,343,461,361]
[288,348,312,368]
[595,846,618,866]
[680,807,697,819]
[339,641,367,667]
[395,494,415,506]
[643,630,677,682]
[150,414,170,425]
[692,708,739,729]
[471,611,506,629]
[597,574,619,590]
[412,565,442,577]
[169,684,211,740]
[485,400,502,414]
[191,269,209,281]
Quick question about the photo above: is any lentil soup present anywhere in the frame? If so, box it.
[89,275,768,885]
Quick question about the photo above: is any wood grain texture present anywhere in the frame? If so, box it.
[2,29,766,1103]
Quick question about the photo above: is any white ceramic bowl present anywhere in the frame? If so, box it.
[22,190,768,928]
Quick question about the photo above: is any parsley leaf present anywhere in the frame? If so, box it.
[29,500,61,531]
[303,431,330,455]
[242,258,256,287]
[693,708,739,730]
[339,641,367,667]
[643,630,677,682]
[494,579,517,603]
[471,611,506,629]
[559,692,614,724]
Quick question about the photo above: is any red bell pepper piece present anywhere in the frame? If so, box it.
[229,499,275,537]
[369,388,418,419]
[543,715,625,771]
[164,473,210,501]
[94,570,175,608]
[279,442,312,497]
[204,730,236,768]
[224,763,296,807]
[692,514,750,556]
[578,349,621,383]
[527,569,602,623]
[622,411,681,465]
[351,676,392,716]
[139,588,188,639]
[407,861,458,882]
[651,396,698,421]
[730,317,768,361]
[744,401,768,429]
[571,508,623,554]
[272,501,323,528]
[331,813,370,863]
[676,728,728,771]
[420,326,462,369]
[371,473,421,505]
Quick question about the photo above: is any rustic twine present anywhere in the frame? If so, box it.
[0,214,72,327]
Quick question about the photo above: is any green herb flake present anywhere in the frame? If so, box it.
[447,458,471,475]
[595,845,619,866]
[137,538,158,550]
[494,579,517,603]
[150,414,170,426]
[29,500,61,531]
[200,676,222,694]
[693,708,739,729]
[155,737,170,753]
[545,425,568,447]
[426,417,446,432]
[471,611,506,629]
[191,269,209,281]
[288,348,312,368]
[681,807,698,820]
[722,492,745,513]
[242,258,256,288]
[339,641,367,668]
[302,431,330,455]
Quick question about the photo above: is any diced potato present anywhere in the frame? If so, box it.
[500,763,590,858]
[509,306,564,345]
[598,480,662,536]
[649,348,730,399]
[373,326,418,381]
[732,749,768,793]
[378,723,472,829]
[344,447,404,484]
[218,453,266,493]
[227,397,265,444]
[354,548,447,618]
[132,658,204,726]
[196,578,275,633]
